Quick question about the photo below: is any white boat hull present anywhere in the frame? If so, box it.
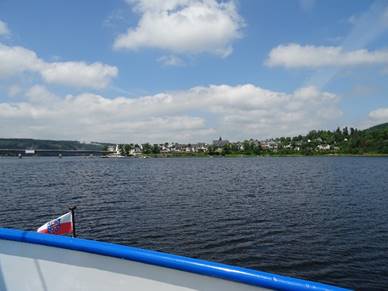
[0,239,265,291]
[0,228,350,291]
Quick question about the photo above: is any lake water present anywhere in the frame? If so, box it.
[1,156,387,290]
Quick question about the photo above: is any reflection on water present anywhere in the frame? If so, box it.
[1,156,387,290]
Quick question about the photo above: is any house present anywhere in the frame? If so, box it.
[212,137,229,147]
[192,143,208,152]
[316,144,331,151]
[130,145,142,155]
[260,140,278,150]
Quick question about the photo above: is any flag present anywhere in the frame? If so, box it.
[37,212,73,235]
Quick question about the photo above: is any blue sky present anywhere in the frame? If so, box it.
[0,0,388,143]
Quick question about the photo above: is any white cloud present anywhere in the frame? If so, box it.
[0,20,10,36]
[0,84,341,143]
[368,107,388,122]
[40,62,118,89]
[114,0,244,57]
[0,44,40,77]
[266,43,388,68]
[158,55,185,66]
[361,106,388,129]
[25,85,59,104]
[7,84,22,97]
[0,44,118,89]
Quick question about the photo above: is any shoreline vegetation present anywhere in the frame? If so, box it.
[1,122,388,157]
[112,123,388,158]
[139,152,388,158]
[134,151,388,158]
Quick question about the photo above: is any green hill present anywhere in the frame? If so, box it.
[275,122,388,155]
[0,138,106,151]
[363,122,388,134]
[357,123,388,154]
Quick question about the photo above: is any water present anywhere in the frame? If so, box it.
[0,156,387,290]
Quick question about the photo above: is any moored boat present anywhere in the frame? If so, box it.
[0,228,351,291]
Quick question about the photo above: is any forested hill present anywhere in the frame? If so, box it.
[363,122,388,134]
[275,122,388,155]
[1,122,388,154]
[357,122,388,153]
[0,138,106,151]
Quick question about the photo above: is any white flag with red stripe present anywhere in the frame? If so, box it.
[37,212,73,235]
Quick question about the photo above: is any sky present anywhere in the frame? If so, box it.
[0,0,388,143]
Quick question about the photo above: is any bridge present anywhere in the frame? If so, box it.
[0,149,109,157]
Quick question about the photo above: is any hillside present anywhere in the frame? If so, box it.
[274,122,388,155]
[0,138,106,151]
[2,122,388,155]
[356,123,388,154]
[362,122,388,134]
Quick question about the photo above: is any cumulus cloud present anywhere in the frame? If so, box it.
[0,44,39,77]
[40,62,118,89]
[266,43,388,68]
[0,20,10,36]
[114,0,244,57]
[7,84,22,97]
[0,84,341,143]
[0,44,118,89]
[157,55,185,66]
[361,107,388,129]
[25,85,59,104]
[368,107,388,122]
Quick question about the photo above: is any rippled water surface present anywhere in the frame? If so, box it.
[1,156,387,290]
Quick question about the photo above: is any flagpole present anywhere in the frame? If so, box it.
[69,206,77,238]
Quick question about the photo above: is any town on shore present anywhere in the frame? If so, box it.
[1,123,387,157]
[109,123,388,157]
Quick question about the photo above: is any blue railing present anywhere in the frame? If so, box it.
[0,228,351,291]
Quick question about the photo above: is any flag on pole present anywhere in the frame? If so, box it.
[37,212,73,235]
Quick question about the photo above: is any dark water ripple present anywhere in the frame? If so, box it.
[1,156,388,290]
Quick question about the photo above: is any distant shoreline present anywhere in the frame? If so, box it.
[136,153,388,158]
[2,153,388,158]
